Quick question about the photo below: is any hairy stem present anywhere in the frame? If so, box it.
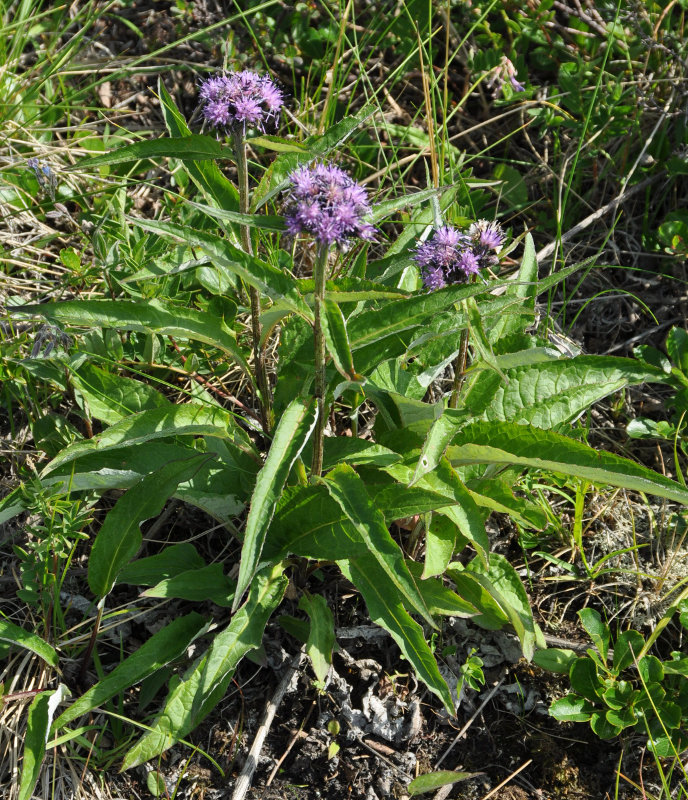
[449,328,469,409]
[311,243,329,478]
[234,129,271,432]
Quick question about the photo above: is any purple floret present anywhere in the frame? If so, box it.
[283,162,375,247]
[199,70,283,132]
[468,219,505,252]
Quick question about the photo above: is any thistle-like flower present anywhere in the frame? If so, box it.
[283,162,376,247]
[199,70,283,132]
[415,221,505,290]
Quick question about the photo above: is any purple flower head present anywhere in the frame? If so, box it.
[199,70,283,133]
[468,219,505,252]
[485,56,526,99]
[283,162,375,247]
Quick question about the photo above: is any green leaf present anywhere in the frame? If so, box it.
[590,711,621,739]
[337,555,452,711]
[117,543,206,585]
[533,648,577,674]
[53,613,208,731]
[76,135,232,168]
[447,420,688,505]
[122,564,287,769]
[462,356,669,429]
[322,298,357,379]
[569,657,603,702]
[549,694,595,722]
[233,399,317,610]
[0,620,58,668]
[577,609,610,664]
[299,593,335,686]
[612,629,645,672]
[412,409,470,484]
[88,454,211,596]
[445,566,509,631]
[19,686,69,800]
[322,464,435,628]
[158,79,238,212]
[13,298,251,377]
[143,563,235,607]
[464,296,507,383]
[489,232,537,344]
[408,771,479,796]
[405,561,477,618]
[43,404,251,475]
[188,201,285,231]
[423,513,460,579]
[247,134,308,153]
[71,362,170,425]
[128,217,311,320]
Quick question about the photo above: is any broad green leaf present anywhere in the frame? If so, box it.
[158,79,238,212]
[117,543,206,586]
[128,217,311,320]
[467,553,538,660]
[53,613,208,730]
[322,464,435,628]
[532,648,577,674]
[299,593,335,686]
[569,657,602,702]
[423,513,460,579]
[446,566,510,631]
[337,556,452,711]
[549,694,594,722]
[233,399,317,611]
[19,686,69,800]
[466,477,547,530]
[143,563,235,607]
[88,455,210,596]
[412,409,470,485]
[322,298,357,379]
[0,620,58,668]
[43,405,251,475]
[122,564,287,769]
[408,771,479,796]
[612,629,645,672]
[447,420,688,505]
[461,356,669,429]
[71,362,169,425]
[76,135,232,168]
[12,298,251,376]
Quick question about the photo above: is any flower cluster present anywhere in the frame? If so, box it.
[27,157,57,199]
[199,70,283,132]
[283,162,376,247]
[414,221,505,290]
[485,56,525,97]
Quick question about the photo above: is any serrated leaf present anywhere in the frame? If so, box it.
[447,420,688,505]
[233,399,317,610]
[322,464,435,628]
[88,454,210,596]
[299,593,335,686]
[13,298,251,377]
[53,613,208,731]
[122,564,287,769]
[0,621,58,668]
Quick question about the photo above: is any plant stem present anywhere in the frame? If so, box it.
[233,129,271,433]
[311,243,329,478]
[77,599,104,687]
[449,328,469,409]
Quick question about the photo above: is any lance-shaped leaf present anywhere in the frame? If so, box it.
[19,685,69,800]
[412,409,470,485]
[89,454,211,597]
[129,217,312,320]
[122,564,287,769]
[463,296,508,383]
[233,398,317,611]
[53,613,208,730]
[338,555,452,711]
[489,232,537,345]
[158,79,238,212]
[75,134,232,169]
[42,404,252,475]
[322,464,435,628]
[188,200,285,231]
[408,771,481,797]
[11,298,251,377]
[322,298,358,379]
[448,420,688,505]
[299,593,335,687]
